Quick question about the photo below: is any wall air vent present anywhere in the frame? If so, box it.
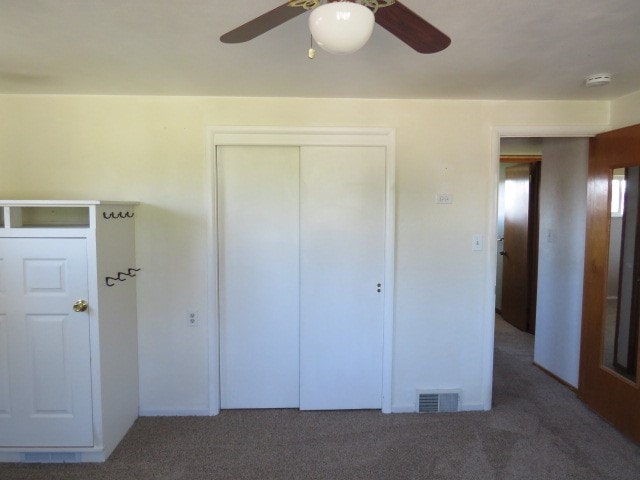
[417,390,460,413]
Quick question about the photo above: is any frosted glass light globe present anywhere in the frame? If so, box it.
[309,2,375,55]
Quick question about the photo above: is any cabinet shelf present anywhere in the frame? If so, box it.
[0,201,138,230]
[15,207,90,228]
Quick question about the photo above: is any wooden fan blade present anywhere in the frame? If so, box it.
[375,1,451,54]
[220,2,306,43]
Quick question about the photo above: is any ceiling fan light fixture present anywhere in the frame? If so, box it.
[309,2,375,55]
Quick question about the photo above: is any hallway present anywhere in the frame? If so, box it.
[491,315,640,477]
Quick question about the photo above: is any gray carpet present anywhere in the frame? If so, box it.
[2,317,640,479]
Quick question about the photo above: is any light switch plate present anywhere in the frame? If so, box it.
[472,234,483,251]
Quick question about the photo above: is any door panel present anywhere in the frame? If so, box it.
[29,315,75,413]
[0,238,92,447]
[0,315,9,416]
[218,145,301,408]
[580,123,640,443]
[501,164,532,331]
[611,167,640,378]
[299,146,386,410]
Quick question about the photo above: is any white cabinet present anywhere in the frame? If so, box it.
[0,201,139,463]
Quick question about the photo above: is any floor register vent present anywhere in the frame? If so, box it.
[23,452,80,463]
[417,390,460,413]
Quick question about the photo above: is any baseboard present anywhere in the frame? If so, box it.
[533,362,578,392]
[141,402,488,416]
[139,408,211,417]
[391,404,416,413]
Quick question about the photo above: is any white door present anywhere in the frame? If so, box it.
[299,146,386,410]
[218,145,301,408]
[0,238,93,447]
[217,144,387,410]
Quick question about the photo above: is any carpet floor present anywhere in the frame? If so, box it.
[1,317,639,479]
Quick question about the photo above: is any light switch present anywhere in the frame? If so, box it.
[472,234,483,251]
[546,229,555,243]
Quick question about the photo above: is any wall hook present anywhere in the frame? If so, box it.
[105,267,142,287]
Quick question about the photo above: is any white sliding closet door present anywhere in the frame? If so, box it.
[299,146,386,410]
[218,145,300,408]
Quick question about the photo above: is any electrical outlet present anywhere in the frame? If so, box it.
[187,311,198,327]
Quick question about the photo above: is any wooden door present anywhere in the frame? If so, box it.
[299,146,386,410]
[0,238,93,447]
[579,124,640,443]
[217,145,301,409]
[501,163,540,333]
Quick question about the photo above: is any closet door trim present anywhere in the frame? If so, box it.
[206,127,396,415]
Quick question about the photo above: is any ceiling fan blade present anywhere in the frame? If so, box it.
[375,1,451,54]
[220,2,306,44]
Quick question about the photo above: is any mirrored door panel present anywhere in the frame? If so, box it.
[604,167,639,383]
[580,123,640,445]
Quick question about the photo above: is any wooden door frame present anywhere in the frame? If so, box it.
[485,125,608,409]
[206,127,396,415]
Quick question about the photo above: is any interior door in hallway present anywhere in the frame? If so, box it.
[299,146,386,410]
[580,123,640,444]
[501,163,540,334]
[217,145,301,408]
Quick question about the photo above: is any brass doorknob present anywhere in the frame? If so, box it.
[73,300,89,312]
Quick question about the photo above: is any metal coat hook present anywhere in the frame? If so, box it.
[105,267,141,287]
[103,211,135,220]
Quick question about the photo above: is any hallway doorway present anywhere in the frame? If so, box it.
[494,136,589,390]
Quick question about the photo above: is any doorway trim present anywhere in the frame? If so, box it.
[484,125,609,408]
[206,126,396,415]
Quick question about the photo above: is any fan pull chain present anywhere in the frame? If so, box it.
[308,35,316,59]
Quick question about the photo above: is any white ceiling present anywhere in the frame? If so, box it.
[1,0,639,100]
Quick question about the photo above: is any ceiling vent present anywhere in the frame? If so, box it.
[417,390,460,413]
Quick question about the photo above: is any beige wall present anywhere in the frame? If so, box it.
[611,90,640,128]
[0,95,609,412]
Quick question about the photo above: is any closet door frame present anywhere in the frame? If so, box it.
[206,126,396,415]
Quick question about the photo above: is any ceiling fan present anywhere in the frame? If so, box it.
[220,0,451,54]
